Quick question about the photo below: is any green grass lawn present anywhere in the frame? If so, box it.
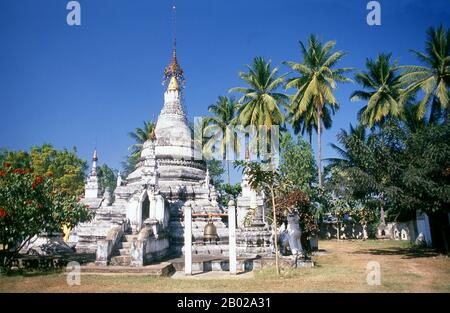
[1,240,449,292]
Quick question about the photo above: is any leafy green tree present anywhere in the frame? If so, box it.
[327,121,450,252]
[328,123,400,224]
[402,25,450,120]
[0,163,94,268]
[97,164,117,194]
[206,159,224,188]
[218,183,242,207]
[279,133,317,195]
[351,53,408,128]
[1,145,87,197]
[397,122,450,252]
[324,124,380,230]
[0,149,32,169]
[30,144,87,196]
[284,35,352,188]
[236,160,283,275]
[326,124,368,170]
[204,96,239,184]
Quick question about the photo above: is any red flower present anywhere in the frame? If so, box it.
[24,168,32,174]
[13,168,24,174]
[47,171,53,177]
[32,176,43,189]
[0,170,6,177]
[0,208,6,219]
[3,162,11,168]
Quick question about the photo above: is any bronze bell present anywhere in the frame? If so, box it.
[203,218,219,242]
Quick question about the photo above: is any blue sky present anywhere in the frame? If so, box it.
[0,0,449,182]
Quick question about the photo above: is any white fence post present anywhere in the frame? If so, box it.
[184,205,192,275]
[228,200,237,275]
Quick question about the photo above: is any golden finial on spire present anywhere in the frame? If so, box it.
[168,76,180,91]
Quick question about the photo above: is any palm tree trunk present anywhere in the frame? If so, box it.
[337,222,340,241]
[317,102,323,188]
[309,131,312,145]
[222,139,231,185]
[268,153,280,275]
[380,194,386,225]
[227,161,230,185]
[270,184,280,276]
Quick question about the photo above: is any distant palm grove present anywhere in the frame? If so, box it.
[1,26,449,253]
[205,25,450,253]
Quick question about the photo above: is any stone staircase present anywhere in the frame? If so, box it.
[110,233,137,266]
[74,206,127,254]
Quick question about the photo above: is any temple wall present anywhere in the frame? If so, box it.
[144,237,170,262]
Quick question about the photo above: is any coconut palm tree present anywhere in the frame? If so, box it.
[401,102,429,133]
[350,53,408,129]
[128,121,156,157]
[230,56,288,276]
[230,57,289,130]
[123,121,155,174]
[203,96,239,184]
[326,124,368,169]
[284,35,352,188]
[290,103,333,145]
[402,25,450,120]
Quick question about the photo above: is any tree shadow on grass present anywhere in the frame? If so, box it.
[352,246,440,259]
[1,267,64,277]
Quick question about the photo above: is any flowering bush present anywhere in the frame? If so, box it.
[0,163,94,268]
[276,190,319,236]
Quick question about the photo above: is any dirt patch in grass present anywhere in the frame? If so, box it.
[1,240,449,292]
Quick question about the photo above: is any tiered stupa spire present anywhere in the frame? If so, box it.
[91,148,98,175]
[163,5,185,89]
[154,5,192,162]
[85,148,102,199]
